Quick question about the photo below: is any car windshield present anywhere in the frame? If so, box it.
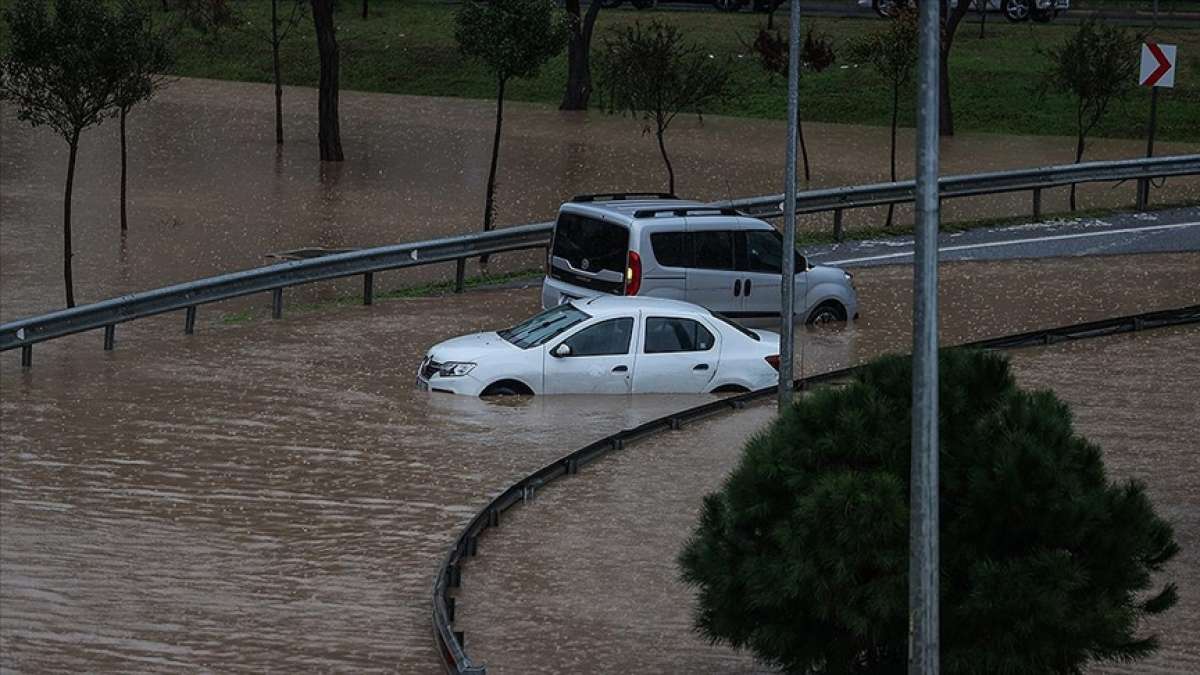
[710,311,760,341]
[498,304,591,349]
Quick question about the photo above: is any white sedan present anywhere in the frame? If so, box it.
[416,297,781,396]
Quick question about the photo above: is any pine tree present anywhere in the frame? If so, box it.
[679,349,1179,674]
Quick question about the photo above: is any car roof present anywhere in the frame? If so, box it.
[560,199,774,232]
[572,295,712,318]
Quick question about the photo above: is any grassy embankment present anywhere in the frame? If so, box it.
[145,0,1200,142]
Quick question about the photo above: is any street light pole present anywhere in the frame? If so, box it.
[910,0,941,671]
[778,0,801,411]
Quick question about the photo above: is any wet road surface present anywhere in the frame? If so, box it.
[5,252,1193,670]
[456,324,1200,674]
[806,206,1200,268]
[4,77,1197,322]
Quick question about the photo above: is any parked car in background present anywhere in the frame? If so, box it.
[541,193,858,326]
[417,297,781,396]
[862,0,1070,22]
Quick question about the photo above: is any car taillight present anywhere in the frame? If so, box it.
[765,355,780,371]
[625,250,641,296]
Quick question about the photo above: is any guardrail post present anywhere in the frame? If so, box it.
[446,597,456,622]
[454,631,466,649]
[455,259,466,294]
[466,535,478,557]
[1032,188,1042,221]
[488,509,499,528]
[103,325,115,351]
[271,288,283,319]
[1136,179,1149,211]
[363,272,374,306]
[833,208,844,242]
[448,564,461,588]
[184,306,197,335]
[21,345,32,368]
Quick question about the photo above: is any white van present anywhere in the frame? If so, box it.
[540,193,859,325]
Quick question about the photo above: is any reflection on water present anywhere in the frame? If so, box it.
[3,77,1197,321]
[2,252,1198,670]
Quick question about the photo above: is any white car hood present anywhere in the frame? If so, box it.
[427,331,519,363]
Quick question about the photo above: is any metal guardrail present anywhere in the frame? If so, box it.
[3,155,1198,366]
[431,304,1200,674]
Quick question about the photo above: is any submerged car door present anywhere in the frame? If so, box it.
[543,317,636,394]
[683,221,739,314]
[631,315,720,394]
[737,229,808,320]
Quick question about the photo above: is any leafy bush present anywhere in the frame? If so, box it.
[679,349,1178,674]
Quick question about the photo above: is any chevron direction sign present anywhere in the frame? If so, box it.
[1140,43,1176,88]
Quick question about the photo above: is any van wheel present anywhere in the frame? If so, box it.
[806,301,846,326]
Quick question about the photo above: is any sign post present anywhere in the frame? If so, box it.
[1137,42,1176,209]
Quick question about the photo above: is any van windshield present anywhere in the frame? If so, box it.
[498,304,591,349]
[551,212,628,277]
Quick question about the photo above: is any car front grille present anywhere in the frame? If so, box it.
[420,359,440,380]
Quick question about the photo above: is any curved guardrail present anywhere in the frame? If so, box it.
[431,304,1200,674]
[3,154,1198,367]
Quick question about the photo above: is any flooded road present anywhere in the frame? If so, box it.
[456,325,1200,675]
[2,252,1197,671]
[4,77,1198,321]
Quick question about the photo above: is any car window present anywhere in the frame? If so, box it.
[711,311,760,341]
[691,231,734,270]
[498,304,591,349]
[743,230,783,273]
[650,232,689,268]
[551,212,629,275]
[644,317,715,354]
[562,317,634,356]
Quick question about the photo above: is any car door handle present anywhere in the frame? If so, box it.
[693,364,709,371]
[612,365,628,373]
[733,279,742,297]
[744,278,752,296]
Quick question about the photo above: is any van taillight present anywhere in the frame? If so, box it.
[765,355,780,371]
[625,250,642,296]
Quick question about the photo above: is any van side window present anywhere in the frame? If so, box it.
[742,230,783,273]
[650,232,690,268]
[692,231,734,270]
[562,317,634,356]
[644,317,715,354]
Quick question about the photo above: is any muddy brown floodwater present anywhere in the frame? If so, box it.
[2,251,1197,671]
[3,77,1198,322]
[456,325,1200,675]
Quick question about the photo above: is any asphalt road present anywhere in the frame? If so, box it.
[804,205,1200,268]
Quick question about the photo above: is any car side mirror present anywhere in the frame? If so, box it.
[552,343,571,358]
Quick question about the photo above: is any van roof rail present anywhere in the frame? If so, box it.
[631,206,742,219]
[570,192,680,203]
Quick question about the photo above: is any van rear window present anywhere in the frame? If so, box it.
[551,213,628,275]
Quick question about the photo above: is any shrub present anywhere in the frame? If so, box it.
[679,349,1178,674]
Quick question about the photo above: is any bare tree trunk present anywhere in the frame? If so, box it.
[886,83,898,227]
[560,0,602,110]
[64,135,79,308]
[272,0,284,144]
[797,105,811,183]
[161,0,169,11]
[480,77,507,270]
[362,0,368,19]
[979,0,986,39]
[1070,131,1085,211]
[656,125,674,195]
[312,0,344,161]
[938,41,954,137]
[120,108,128,232]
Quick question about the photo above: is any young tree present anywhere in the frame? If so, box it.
[850,10,917,227]
[113,0,172,234]
[597,21,732,195]
[311,0,344,161]
[1,0,128,308]
[231,0,307,144]
[455,0,568,263]
[679,349,1179,674]
[748,24,836,184]
[559,0,604,110]
[1043,18,1139,211]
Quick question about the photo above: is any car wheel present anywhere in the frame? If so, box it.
[806,302,847,326]
[713,0,741,12]
[1001,0,1031,22]
[872,0,901,18]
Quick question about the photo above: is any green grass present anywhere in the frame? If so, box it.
[137,1,1200,143]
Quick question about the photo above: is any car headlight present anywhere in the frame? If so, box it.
[843,271,853,280]
[437,361,476,377]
